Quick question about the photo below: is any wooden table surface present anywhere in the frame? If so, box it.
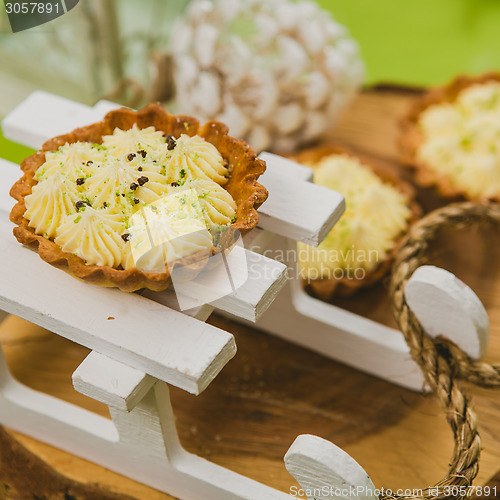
[1,88,499,499]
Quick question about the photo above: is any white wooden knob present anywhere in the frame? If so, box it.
[405,265,489,360]
[285,434,376,500]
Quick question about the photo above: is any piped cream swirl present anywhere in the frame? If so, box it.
[298,154,411,279]
[25,174,79,238]
[55,208,126,268]
[102,124,166,155]
[164,134,229,185]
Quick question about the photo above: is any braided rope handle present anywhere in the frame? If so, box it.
[386,202,500,500]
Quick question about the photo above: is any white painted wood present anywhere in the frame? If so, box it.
[243,227,276,255]
[139,289,215,322]
[72,351,155,412]
[0,157,424,390]
[0,90,424,498]
[209,248,287,322]
[258,152,313,182]
[405,265,489,360]
[221,236,426,391]
[109,382,291,500]
[285,435,376,500]
[1,91,102,149]
[0,342,292,499]
[257,167,345,246]
[0,217,236,395]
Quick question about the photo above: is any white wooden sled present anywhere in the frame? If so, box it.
[0,92,489,499]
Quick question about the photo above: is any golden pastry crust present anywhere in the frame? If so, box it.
[400,72,500,200]
[10,104,268,292]
[293,145,421,299]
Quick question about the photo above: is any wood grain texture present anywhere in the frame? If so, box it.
[1,88,500,499]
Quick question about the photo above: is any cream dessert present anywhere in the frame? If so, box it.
[297,153,413,293]
[10,104,267,292]
[417,81,500,199]
[23,125,236,273]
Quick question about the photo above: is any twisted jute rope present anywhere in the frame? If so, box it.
[384,202,500,500]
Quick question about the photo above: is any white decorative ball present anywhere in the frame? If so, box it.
[170,0,364,152]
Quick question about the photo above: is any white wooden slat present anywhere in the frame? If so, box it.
[258,152,313,182]
[73,351,155,412]
[143,247,286,323]
[256,166,345,246]
[140,288,214,322]
[1,348,291,499]
[0,217,236,395]
[2,91,102,150]
[210,249,287,322]
[222,236,425,391]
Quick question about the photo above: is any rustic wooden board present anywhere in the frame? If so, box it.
[1,88,500,499]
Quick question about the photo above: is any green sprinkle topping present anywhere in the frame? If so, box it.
[74,216,82,224]
[180,168,186,179]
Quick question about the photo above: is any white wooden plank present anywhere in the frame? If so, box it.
[222,236,425,391]
[258,152,313,182]
[243,227,276,255]
[0,217,235,395]
[140,289,214,322]
[72,351,155,412]
[2,91,101,150]
[0,347,291,499]
[210,248,287,322]
[405,265,489,360]
[109,383,291,500]
[256,165,345,246]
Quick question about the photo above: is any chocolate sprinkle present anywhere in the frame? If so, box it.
[86,160,93,166]
[127,153,136,161]
[76,177,85,186]
[133,198,140,204]
[137,149,147,158]
[130,182,139,191]
[138,166,143,171]
[171,182,180,187]
[137,176,149,186]
[165,135,176,150]
[121,233,130,242]
[75,200,91,210]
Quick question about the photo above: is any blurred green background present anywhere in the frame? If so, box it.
[2,0,500,163]
[319,0,500,86]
